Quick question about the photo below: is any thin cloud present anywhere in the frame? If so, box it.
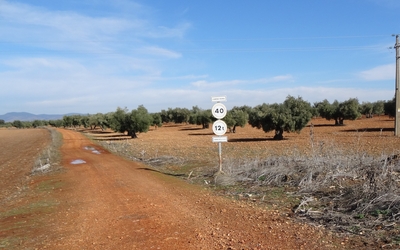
[358,64,395,81]
[0,0,190,54]
[368,0,400,8]
[141,46,182,58]
[269,75,293,82]
[191,79,244,88]
[5,83,394,114]
[0,1,132,42]
[191,75,293,88]
[4,57,85,70]
[140,74,208,81]
[146,23,192,39]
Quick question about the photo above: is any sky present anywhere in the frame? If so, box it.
[0,0,399,115]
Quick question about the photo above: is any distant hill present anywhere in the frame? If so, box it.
[0,112,78,122]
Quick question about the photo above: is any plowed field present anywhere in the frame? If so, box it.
[1,116,400,249]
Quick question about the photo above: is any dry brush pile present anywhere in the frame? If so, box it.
[218,138,400,244]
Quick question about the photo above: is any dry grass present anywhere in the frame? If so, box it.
[31,127,63,175]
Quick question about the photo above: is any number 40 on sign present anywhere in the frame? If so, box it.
[212,103,227,119]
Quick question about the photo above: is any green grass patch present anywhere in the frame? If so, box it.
[0,200,58,219]
[0,237,23,249]
[36,179,64,192]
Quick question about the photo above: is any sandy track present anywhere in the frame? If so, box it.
[21,128,351,250]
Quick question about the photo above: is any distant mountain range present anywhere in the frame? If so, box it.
[0,112,78,122]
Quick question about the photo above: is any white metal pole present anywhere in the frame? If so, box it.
[396,35,400,136]
[218,141,222,172]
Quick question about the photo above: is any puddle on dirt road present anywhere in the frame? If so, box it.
[71,159,86,165]
[84,146,101,154]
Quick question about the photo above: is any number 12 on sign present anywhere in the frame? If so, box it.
[212,120,227,136]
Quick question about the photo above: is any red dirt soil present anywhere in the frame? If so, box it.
[1,116,399,249]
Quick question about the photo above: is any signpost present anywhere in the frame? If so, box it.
[211,96,227,173]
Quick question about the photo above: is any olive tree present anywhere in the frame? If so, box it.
[249,96,313,140]
[49,119,64,128]
[80,115,90,128]
[360,102,374,118]
[159,107,190,124]
[172,108,191,123]
[372,100,385,116]
[71,115,82,127]
[223,108,248,133]
[384,97,395,118]
[189,106,212,129]
[63,114,83,128]
[110,106,153,138]
[32,120,44,128]
[88,113,109,130]
[151,112,162,129]
[63,115,73,128]
[12,120,23,129]
[315,98,361,125]
[337,98,362,124]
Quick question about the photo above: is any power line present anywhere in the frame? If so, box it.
[0,34,390,44]
[186,35,390,42]
[0,45,387,55]
[179,45,384,53]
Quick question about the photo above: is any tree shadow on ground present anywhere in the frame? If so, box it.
[137,167,185,177]
[80,130,115,134]
[229,138,287,142]
[163,124,187,128]
[180,127,204,131]
[306,124,337,127]
[188,132,215,136]
[341,127,394,133]
[91,135,132,141]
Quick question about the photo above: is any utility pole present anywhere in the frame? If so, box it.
[395,35,400,136]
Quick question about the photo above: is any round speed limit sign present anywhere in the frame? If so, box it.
[212,103,227,119]
[212,120,227,136]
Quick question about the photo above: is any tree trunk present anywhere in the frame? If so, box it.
[273,127,284,140]
[335,118,339,126]
[334,118,345,126]
[232,125,237,133]
[127,130,138,138]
